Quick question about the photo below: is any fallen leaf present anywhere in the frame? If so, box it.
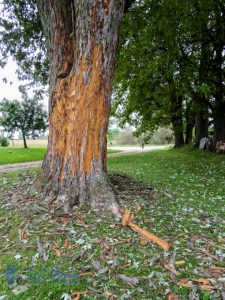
[200,285,215,291]
[189,287,199,300]
[61,293,72,300]
[136,203,142,211]
[11,285,28,295]
[118,274,139,286]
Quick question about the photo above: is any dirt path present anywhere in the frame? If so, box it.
[0,145,168,173]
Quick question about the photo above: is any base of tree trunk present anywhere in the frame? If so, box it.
[41,154,120,215]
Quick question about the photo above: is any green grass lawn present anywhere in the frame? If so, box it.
[0,148,224,299]
[0,147,121,165]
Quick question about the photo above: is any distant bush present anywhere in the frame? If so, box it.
[0,136,10,147]
[117,129,138,145]
[150,127,174,145]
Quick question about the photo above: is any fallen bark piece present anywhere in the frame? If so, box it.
[72,291,88,300]
[164,264,181,276]
[177,278,193,288]
[168,292,180,300]
[209,266,225,271]
[200,285,215,291]
[140,236,148,246]
[122,209,132,226]
[175,260,186,265]
[122,209,170,251]
[129,222,170,251]
[200,248,221,262]
[191,278,211,285]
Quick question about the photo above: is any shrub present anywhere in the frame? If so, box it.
[0,136,10,147]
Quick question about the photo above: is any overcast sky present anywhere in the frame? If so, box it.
[0,57,21,101]
[0,56,48,108]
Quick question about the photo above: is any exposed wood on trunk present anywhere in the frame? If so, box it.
[37,0,125,212]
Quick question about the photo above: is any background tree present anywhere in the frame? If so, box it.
[113,0,225,148]
[0,91,48,148]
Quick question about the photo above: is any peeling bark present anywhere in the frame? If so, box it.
[37,0,125,212]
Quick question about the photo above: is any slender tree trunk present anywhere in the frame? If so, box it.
[37,1,125,212]
[22,132,27,148]
[185,101,195,145]
[195,111,208,148]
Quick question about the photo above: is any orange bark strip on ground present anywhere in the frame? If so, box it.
[209,266,225,271]
[122,208,131,226]
[121,209,171,251]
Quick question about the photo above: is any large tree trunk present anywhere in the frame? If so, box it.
[37,1,125,212]
[170,95,184,148]
[213,102,225,145]
[211,12,224,147]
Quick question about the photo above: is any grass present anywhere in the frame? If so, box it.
[0,148,224,299]
[0,148,121,165]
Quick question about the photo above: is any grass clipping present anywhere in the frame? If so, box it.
[122,208,171,251]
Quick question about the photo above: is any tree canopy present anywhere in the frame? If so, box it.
[113,0,225,147]
[0,90,48,148]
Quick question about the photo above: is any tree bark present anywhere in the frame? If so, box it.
[170,95,184,148]
[213,102,225,145]
[185,101,195,145]
[22,132,28,148]
[211,10,225,147]
[37,0,125,213]
[195,111,208,148]
[185,123,194,145]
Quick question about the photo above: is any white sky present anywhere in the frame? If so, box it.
[0,57,21,101]
[0,57,48,107]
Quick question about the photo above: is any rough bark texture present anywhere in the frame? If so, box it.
[22,132,28,149]
[212,15,225,146]
[195,111,208,148]
[213,102,225,144]
[37,0,125,212]
[185,101,195,145]
[170,95,184,148]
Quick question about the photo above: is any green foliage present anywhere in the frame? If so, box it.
[0,91,48,147]
[150,127,173,145]
[113,0,225,144]
[0,136,9,147]
[0,0,48,84]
